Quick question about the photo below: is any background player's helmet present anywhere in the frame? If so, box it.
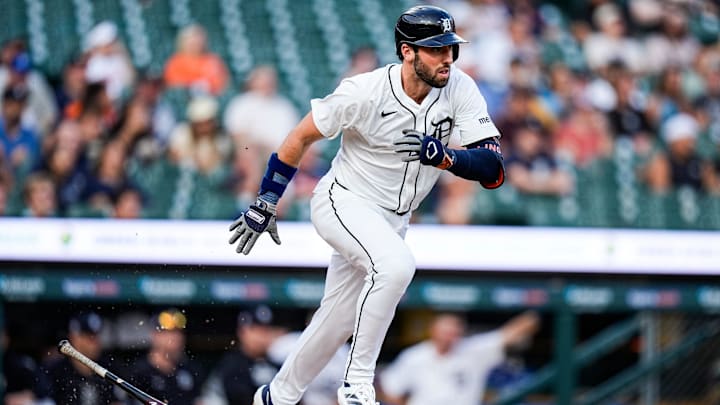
[394,5,467,61]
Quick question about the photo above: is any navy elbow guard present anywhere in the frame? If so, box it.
[258,153,298,204]
[447,138,505,189]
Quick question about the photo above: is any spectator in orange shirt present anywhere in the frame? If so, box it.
[164,25,229,96]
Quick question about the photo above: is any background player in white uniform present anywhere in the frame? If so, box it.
[378,312,540,405]
[228,5,506,405]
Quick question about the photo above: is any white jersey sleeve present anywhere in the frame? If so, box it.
[310,76,374,140]
[462,330,505,368]
[449,68,500,146]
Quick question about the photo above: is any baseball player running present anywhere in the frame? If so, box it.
[229,5,504,405]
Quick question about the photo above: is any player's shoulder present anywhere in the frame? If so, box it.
[447,65,479,93]
[340,64,393,89]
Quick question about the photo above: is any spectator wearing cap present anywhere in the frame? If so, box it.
[83,21,136,102]
[130,308,205,405]
[164,24,229,96]
[657,113,719,193]
[0,40,57,135]
[41,312,123,405]
[508,120,574,196]
[0,84,41,176]
[169,95,232,176]
[201,305,286,405]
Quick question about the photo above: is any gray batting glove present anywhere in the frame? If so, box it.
[394,129,456,169]
[228,199,281,255]
[393,129,423,162]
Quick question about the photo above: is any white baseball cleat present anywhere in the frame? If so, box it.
[337,382,379,405]
[253,384,273,405]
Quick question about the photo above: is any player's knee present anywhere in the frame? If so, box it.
[375,250,415,292]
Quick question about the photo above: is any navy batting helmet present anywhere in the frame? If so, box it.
[394,5,467,61]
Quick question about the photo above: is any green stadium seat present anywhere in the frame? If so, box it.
[0,2,28,46]
[127,157,180,219]
[139,0,175,74]
[471,185,528,226]
[186,166,236,220]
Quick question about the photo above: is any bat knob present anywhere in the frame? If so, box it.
[57,339,70,353]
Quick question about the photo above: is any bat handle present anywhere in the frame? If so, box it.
[58,339,108,378]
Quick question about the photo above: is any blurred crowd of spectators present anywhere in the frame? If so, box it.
[1,0,720,225]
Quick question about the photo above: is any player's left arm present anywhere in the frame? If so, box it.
[393,70,504,189]
[393,132,504,188]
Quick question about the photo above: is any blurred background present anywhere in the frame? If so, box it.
[0,0,719,404]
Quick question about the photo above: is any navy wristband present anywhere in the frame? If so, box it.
[258,153,298,204]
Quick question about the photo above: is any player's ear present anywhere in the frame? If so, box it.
[401,43,414,62]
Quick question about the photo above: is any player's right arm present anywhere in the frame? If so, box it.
[277,112,325,166]
[229,73,370,255]
[229,112,323,255]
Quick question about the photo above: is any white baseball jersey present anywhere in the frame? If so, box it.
[380,331,505,405]
[311,63,499,214]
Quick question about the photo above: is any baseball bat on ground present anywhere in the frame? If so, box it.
[58,339,168,405]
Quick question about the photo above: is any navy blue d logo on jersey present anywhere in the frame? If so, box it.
[430,116,453,140]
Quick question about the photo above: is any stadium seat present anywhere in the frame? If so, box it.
[127,157,180,219]
[186,167,237,220]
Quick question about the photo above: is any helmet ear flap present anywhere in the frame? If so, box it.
[452,44,459,61]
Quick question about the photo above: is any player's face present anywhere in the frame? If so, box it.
[413,46,453,88]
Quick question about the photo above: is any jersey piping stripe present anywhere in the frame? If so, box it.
[403,90,443,214]
[328,180,378,381]
[388,65,416,214]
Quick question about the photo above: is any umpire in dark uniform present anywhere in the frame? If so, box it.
[130,308,205,405]
[201,305,286,405]
[42,312,124,405]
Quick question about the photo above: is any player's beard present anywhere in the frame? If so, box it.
[413,56,450,88]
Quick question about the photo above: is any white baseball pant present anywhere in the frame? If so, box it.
[269,178,415,405]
